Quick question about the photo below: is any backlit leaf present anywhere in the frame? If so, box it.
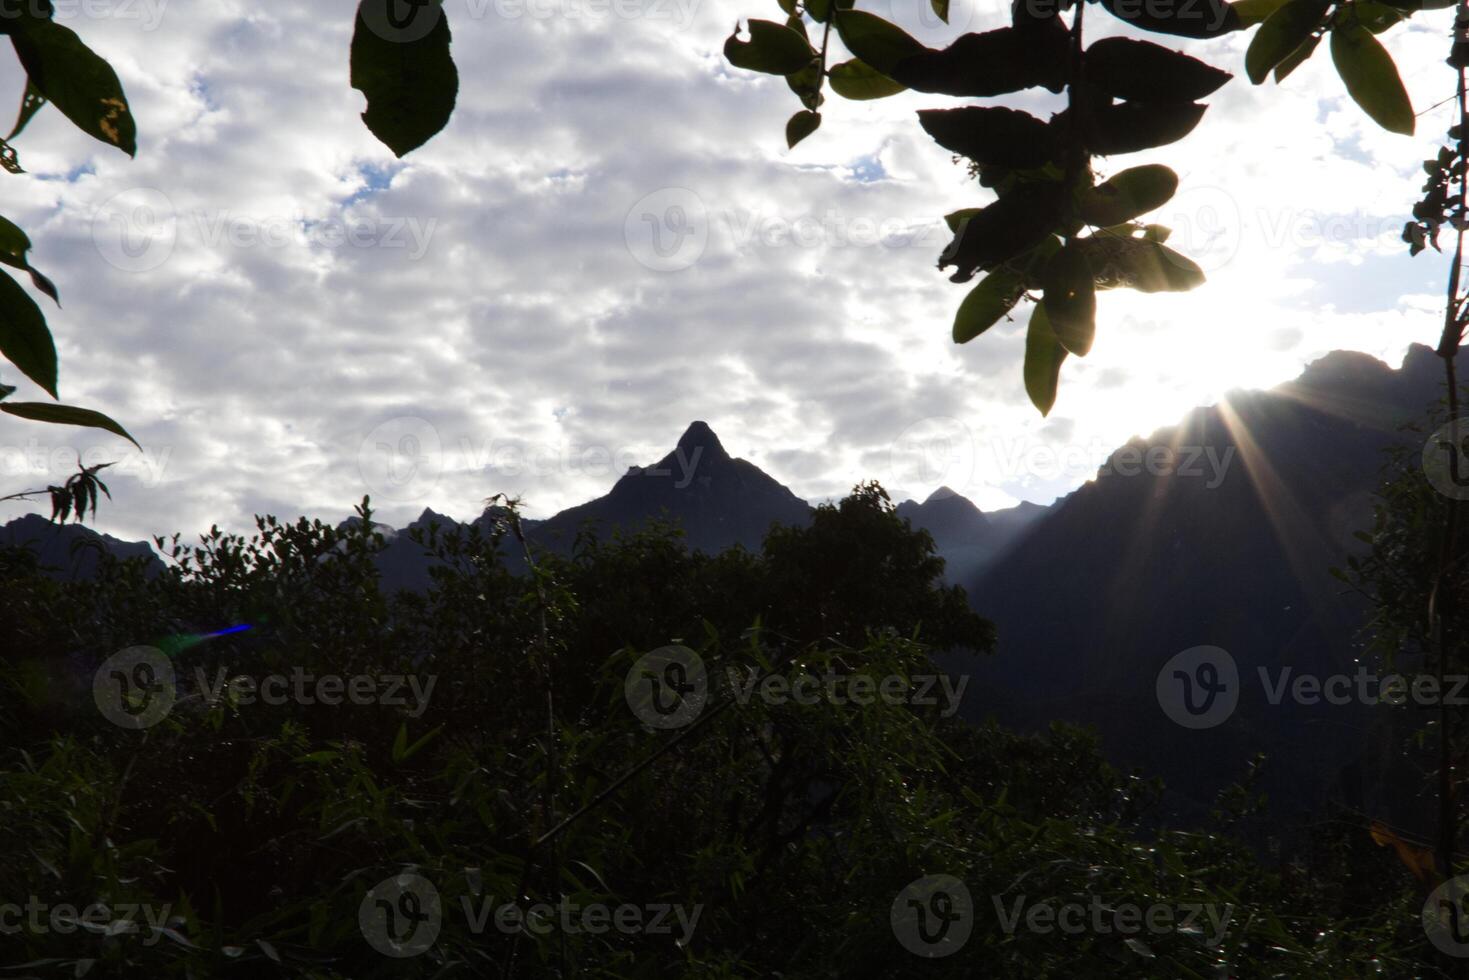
[351,0,459,157]
[10,20,134,155]
[1330,21,1413,135]
[1024,304,1067,415]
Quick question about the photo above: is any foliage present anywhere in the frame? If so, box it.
[724,0,1426,413]
[0,487,1443,976]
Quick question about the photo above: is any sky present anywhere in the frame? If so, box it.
[0,0,1457,542]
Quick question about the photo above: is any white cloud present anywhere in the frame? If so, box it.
[0,1,1457,541]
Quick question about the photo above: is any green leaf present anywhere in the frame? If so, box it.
[7,81,45,141]
[1355,0,1404,32]
[725,19,814,75]
[930,0,950,22]
[9,21,135,156]
[952,267,1025,343]
[350,0,459,158]
[0,266,54,396]
[1083,237,1205,292]
[786,58,824,107]
[0,215,57,304]
[918,107,1056,170]
[1330,21,1413,135]
[1233,0,1289,26]
[944,208,983,233]
[1023,304,1067,416]
[938,183,1064,282]
[892,23,1069,96]
[0,403,139,448]
[1085,38,1233,104]
[1245,0,1327,84]
[1081,101,1208,155]
[1041,245,1097,356]
[391,723,444,763]
[832,10,926,78]
[1078,165,1179,227]
[828,58,906,99]
[1273,32,1320,81]
[786,109,821,148]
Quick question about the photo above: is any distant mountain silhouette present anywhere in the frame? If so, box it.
[529,421,814,556]
[366,422,1035,591]
[896,487,1043,583]
[955,343,1460,831]
[4,348,1456,832]
[0,513,164,579]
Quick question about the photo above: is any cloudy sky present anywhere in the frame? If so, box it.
[0,0,1456,541]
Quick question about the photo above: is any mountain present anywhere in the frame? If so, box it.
[527,421,814,556]
[0,513,165,579]
[955,344,1459,831]
[896,487,1045,583]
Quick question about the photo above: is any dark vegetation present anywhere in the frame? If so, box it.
[0,482,1450,976]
